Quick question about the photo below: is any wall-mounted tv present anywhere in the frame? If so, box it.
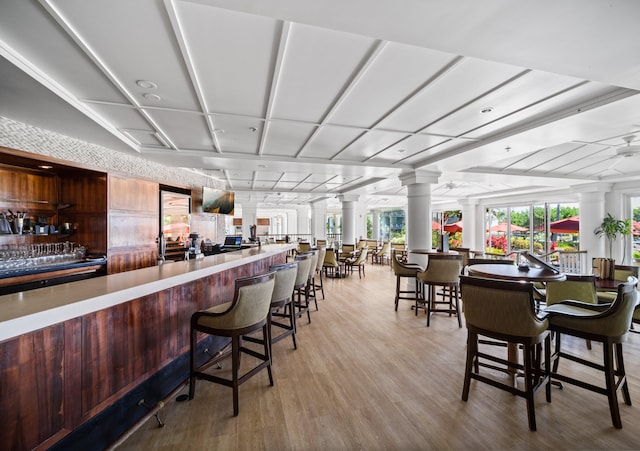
[202,187,235,215]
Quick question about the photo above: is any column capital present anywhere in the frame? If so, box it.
[399,169,440,186]
[338,194,360,203]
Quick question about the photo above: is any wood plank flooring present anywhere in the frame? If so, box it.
[116,262,640,450]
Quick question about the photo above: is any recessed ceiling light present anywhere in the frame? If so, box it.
[213,129,225,134]
[38,165,53,169]
[481,107,494,113]
[258,164,267,168]
[136,80,158,89]
[397,149,406,153]
[142,93,161,101]
[249,127,257,132]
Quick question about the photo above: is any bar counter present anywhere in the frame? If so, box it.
[0,243,295,451]
[0,244,294,342]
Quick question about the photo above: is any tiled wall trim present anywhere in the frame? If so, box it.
[0,116,223,189]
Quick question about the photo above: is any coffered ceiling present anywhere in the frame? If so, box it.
[2,0,640,210]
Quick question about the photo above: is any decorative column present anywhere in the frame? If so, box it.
[356,200,368,242]
[338,194,360,245]
[372,210,380,240]
[579,184,610,265]
[241,198,257,242]
[296,205,310,240]
[459,199,479,252]
[400,170,440,267]
[310,200,327,243]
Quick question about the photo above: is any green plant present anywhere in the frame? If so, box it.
[594,213,629,260]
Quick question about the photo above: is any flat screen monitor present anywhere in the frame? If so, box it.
[224,236,242,247]
[202,187,235,215]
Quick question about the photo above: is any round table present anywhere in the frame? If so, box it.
[409,249,458,255]
[467,263,565,283]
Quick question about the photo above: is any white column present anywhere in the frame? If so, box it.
[579,186,609,264]
[296,205,310,240]
[338,194,359,245]
[372,210,380,240]
[310,200,327,242]
[356,200,368,242]
[400,170,440,266]
[241,200,257,242]
[460,199,478,252]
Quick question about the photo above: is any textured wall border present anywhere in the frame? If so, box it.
[0,116,224,189]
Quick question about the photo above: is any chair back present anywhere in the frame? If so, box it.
[269,262,298,304]
[357,240,367,250]
[460,275,548,337]
[595,278,639,337]
[294,254,313,287]
[392,250,418,275]
[298,242,311,253]
[557,250,588,274]
[353,248,368,265]
[418,254,463,284]
[341,244,355,253]
[316,239,327,248]
[376,242,390,256]
[306,250,319,278]
[613,265,639,281]
[545,274,597,306]
[323,249,340,268]
[229,272,276,329]
[450,247,470,268]
[315,247,327,272]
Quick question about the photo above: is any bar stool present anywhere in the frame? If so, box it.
[305,250,319,311]
[244,262,299,354]
[416,254,463,327]
[293,253,313,324]
[391,249,422,312]
[189,271,276,416]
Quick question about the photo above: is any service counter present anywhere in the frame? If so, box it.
[0,244,294,450]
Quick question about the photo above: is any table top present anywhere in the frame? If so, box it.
[409,249,459,255]
[467,263,566,282]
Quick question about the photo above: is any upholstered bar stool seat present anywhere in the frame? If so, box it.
[417,254,463,327]
[189,272,276,416]
[293,253,313,324]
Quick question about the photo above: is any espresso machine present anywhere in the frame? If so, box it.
[188,232,204,259]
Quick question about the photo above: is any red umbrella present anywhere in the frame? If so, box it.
[489,222,528,233]
[432,220,441,230]
[550,215,579,234]
[633,220,640,236]
[444,220,463,233]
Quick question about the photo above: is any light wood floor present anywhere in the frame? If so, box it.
[117,262,640,450]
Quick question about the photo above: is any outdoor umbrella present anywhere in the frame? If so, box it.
[549,215,579,234]
[444,220,463,233]
[432,220,441,230]
[489,222,528,233]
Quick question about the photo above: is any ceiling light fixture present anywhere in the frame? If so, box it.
[136,80,158,89]
[38,165,53,169]
[249,127,257,132]
[212,129,225,134]
[142,93,161,101]
[258,164,267,168]
[616,135,640,158]
[481,107,494,113]
[397,149,406,153]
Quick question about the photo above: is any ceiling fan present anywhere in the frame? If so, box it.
[615,135,640,158]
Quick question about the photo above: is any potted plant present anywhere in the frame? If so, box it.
[594,213,630,262]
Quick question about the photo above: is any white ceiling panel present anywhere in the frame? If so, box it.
[178,3,281,116]
[46,0,201,110]
[335,130,408,161]
[369,133,450,164]
[82,103,153,132]
[270,23,377,122]
[378,57,526,132]
[299,124,365,159]
[261,120,315,156]
[209,115,262,154]
[144,109,214,150]
[327,42,456,128]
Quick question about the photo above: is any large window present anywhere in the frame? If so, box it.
[379,210,406,242]
[484,202,578,258]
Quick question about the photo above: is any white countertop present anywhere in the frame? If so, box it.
[0,244,295,342]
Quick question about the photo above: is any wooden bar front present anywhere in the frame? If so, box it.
[0,245,290,450]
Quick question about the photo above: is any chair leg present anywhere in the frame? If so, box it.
[188,325,198,399]
[462,329,476,401]
[454,286,462,328]
[615,342,631,406]
[602,340,622,428]
[522,343,537,431]
[232,335,240,416]
[262,323,274,387]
